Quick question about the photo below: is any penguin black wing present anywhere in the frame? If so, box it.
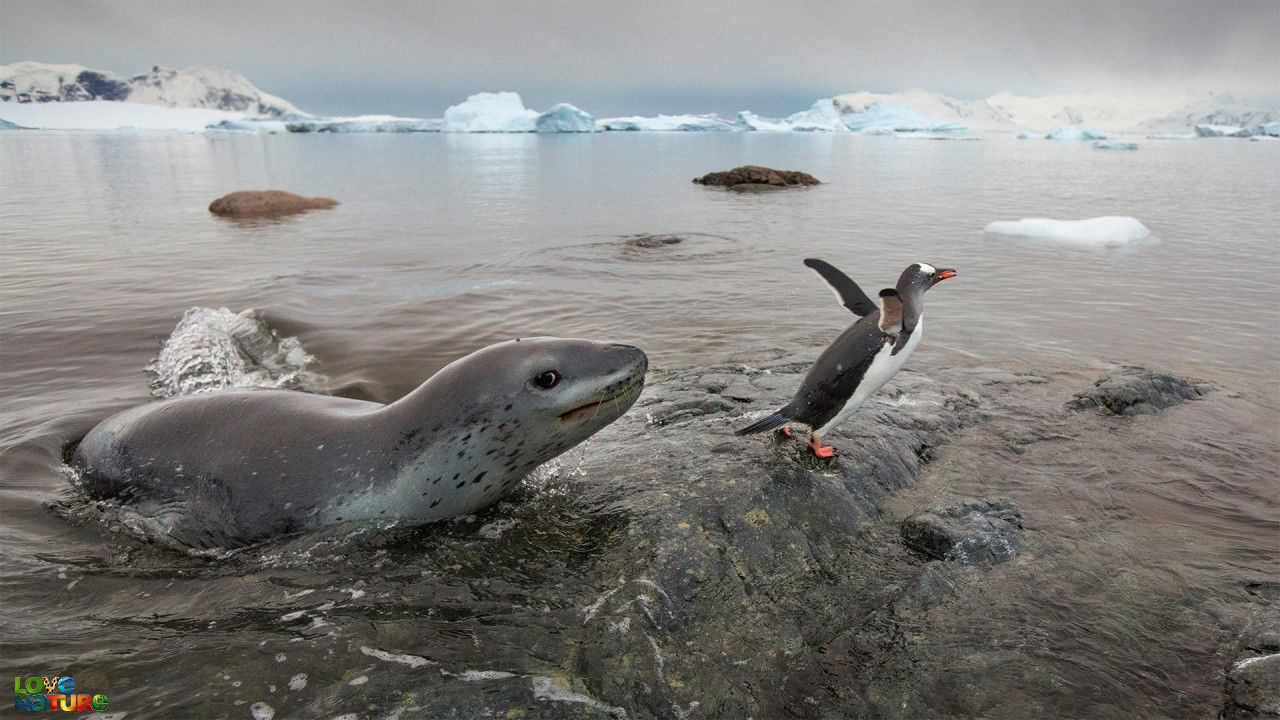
[803,259,878,317]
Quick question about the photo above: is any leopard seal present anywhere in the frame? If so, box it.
[72,337,647,548]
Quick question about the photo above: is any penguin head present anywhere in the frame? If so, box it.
[896,263,956,296]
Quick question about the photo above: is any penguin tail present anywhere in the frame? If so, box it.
[736,409,794,436]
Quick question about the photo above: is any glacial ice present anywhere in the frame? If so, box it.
[1016,130,1040,139]
[1194,124,1249,138]
[1263,122,1280,136]
[283,115,442,133]
[0,100,244,131]
[0,118,24,130]
[1046,125,1109,141]
[783,98,849,132]
[984,217,1152,246]
[1094,140,1138,150]
[535,103,598,133]
[443,92,539,133]
[840,102,966,133]
[734,111,794,132]
[599,114,737,132]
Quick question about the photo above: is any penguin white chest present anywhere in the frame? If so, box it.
[819,318,923,434]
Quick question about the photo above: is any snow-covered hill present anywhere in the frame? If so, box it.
[0,61,304,118]
[834,89,1277,133]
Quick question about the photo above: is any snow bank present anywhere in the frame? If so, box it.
[984,216,1152,246]
[0,100,244,131]
[1094,140,1138,150]
[1046,125,1108,141]
[599,114,736,132]
[535,103,598,133]
[443,92,538,132]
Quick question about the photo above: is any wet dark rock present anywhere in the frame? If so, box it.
[692,165,821,188]
[900,498,1025,565]
[1067,364,1213,416]
[1222,601,1280,719]
[208,190,339,218]
[625,233,685,248]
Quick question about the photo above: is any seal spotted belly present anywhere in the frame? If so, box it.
[72,338,647,547]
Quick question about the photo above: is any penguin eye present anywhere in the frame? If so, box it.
[531,370,560,389]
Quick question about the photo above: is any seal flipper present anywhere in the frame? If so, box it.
[803,258,878,316]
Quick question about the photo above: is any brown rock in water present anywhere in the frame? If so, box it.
[692,165,821,188]
[208,190,339,218]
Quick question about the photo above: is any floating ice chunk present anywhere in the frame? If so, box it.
[1263,122,1280,137]
[283,115,441,133]
[894,131,981,140]
[1195,123,1248,137]
[1046,125,1108,141]
[1094,140,1138,150]
[0,100,244,131]
[535,103,598,133]
[841,102,965,133]
[785,98,849,132]
[1146,133,1196,140]
[205,118,290,133]
[1016,130,1039,139]
[443,91,538,133]
[599,114,736,131]
[984,216,1152,246]
[0,118,25,130]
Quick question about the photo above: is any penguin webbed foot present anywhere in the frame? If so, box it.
[807,434,835,458]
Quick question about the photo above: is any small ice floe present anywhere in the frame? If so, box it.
[984,216,1152,247]
[1046,125,1108,141]
[1094,140,1138,150]
[1016,130,1039,139]
[1147,133,1197,140]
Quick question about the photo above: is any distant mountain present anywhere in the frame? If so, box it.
[834,88,1277,133]
[0,61,305,118]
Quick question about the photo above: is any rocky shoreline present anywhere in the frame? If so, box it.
[232,358,1271,720]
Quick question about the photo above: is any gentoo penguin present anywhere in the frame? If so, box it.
[737,259,956,457]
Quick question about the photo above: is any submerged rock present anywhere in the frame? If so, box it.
[900,497,1025,565]
[692,165,821,188]
[208,190,338,218]
[1222,597,1280,719]
[1067,365,1213,416]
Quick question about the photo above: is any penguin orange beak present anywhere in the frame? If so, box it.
[935,269,957,280]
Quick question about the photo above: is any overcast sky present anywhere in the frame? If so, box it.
[3,0,1277,117]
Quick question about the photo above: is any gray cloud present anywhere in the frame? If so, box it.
[3,0,1276,117]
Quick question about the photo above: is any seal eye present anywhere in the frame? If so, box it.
[532,370,560,389]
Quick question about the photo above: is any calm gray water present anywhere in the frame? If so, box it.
[1,131,1277,718]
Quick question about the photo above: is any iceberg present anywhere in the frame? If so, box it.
[0,117,25,130]
[443,92,538,133]
[1263,122,1280,137]
[0,99,244,131]
[734,111,793,132]
[1094,140,1138,150]
[984,217,1152,246]
[1016,130,1040,139]
[599,114,737,132]
[535,103,598,133]
[1046,125,1109,141]
[283,115,441,133]
[840,102,966,134]
[784,98,848,132]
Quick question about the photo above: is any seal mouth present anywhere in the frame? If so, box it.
[558,375,645,421]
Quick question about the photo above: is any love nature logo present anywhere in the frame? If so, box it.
[12,676,108,712]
